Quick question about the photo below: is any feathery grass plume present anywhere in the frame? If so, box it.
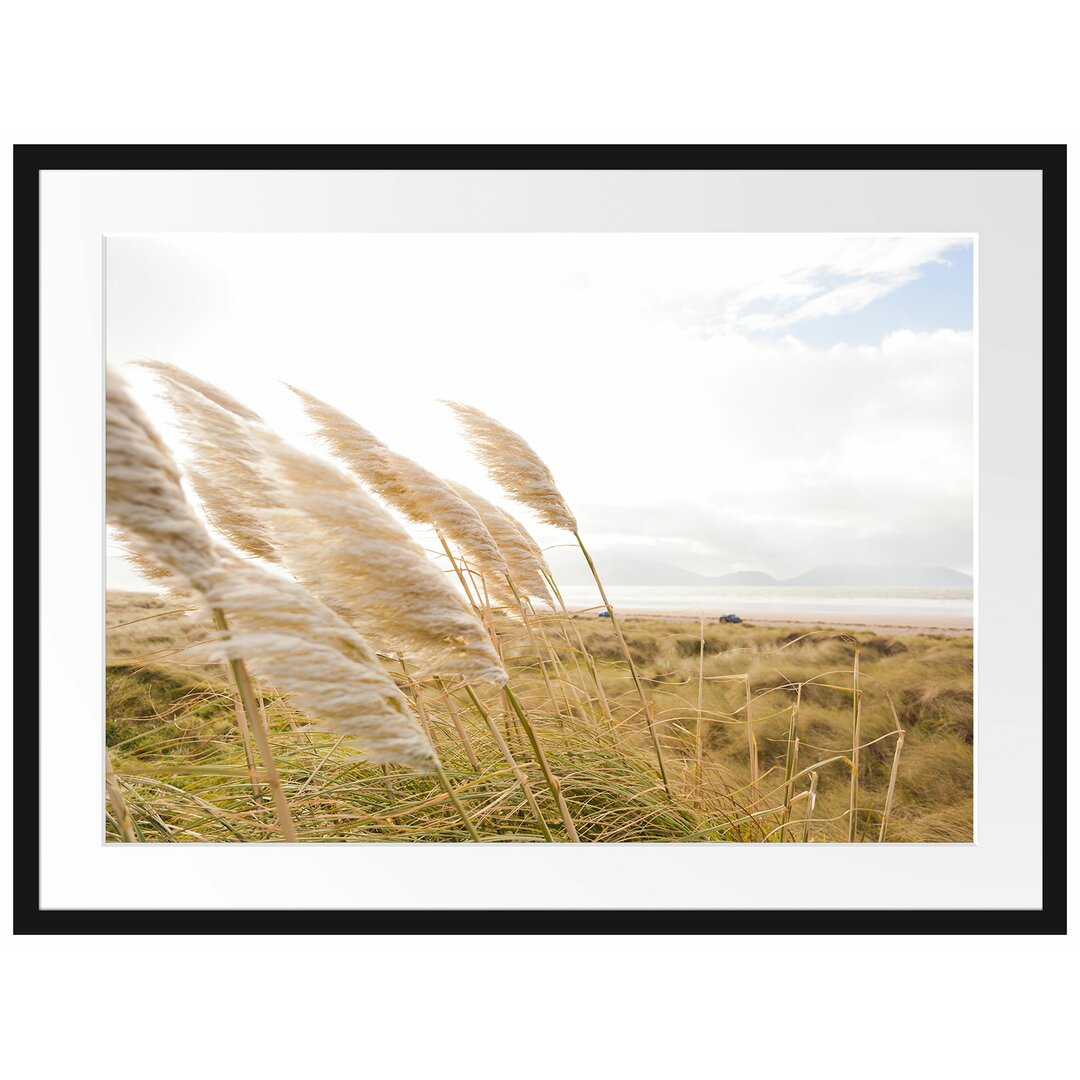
[443,401,577,532]
[197,555,437,769]
[440,404,611,718]
[499,504,555,581]
[106,366,436,772]
[107,368,227,585]
[111,528,177,586]
[288,385,517,606]
[137,360,279,562]
[445,398,670,794]
[108,365,299,838]
[141,365,505,685]
[445,481,553,606]
[255,434,507,687]
[444,480,577,723]
[188,468,278,562]
[137,359,261,421]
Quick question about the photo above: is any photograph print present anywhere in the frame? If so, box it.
[105,231,974,844]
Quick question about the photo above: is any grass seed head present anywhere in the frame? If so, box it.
[107,366,437,771]
[256,434,507,687]
[446,480,553,606]
[444,400,578,533]
[289,384,516,602]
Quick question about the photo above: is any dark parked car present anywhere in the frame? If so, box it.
[597,610,612,618]
[718,614,743,624]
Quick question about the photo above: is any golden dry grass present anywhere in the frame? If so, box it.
[106,591,972,842]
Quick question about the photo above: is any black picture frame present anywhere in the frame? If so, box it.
[14,144,1066,935]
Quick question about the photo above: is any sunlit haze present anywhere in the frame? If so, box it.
[106,233,974,588]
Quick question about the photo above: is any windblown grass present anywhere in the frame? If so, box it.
[104,366,972,844]
[106,591,973,842]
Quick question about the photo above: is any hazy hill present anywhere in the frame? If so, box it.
[784,565,973,587]
[544,549,970,587]
[711,570,779,585]
[544,553,718,586]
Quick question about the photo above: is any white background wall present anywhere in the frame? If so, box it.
[2,4,1075,1079]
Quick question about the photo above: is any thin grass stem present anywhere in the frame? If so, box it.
[436,677,480,771]
[105,750,138,842]
[503,685,580,842]
[802,770,819,843]
[847,645,861,842]
[780,685,802,839]
[212,608,299,842]
[745,674,759,804]
[878,730,904,842]
[572,530,670,795]
[433,760,481,841]
[464,685,554,841]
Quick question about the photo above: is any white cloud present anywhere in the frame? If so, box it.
[106,233,974,584]
[652,233,968,336]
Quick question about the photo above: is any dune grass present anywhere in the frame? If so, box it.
[105,591,972,842]
[104,366,974,845]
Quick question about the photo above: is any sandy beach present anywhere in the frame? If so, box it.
[616,608,973,637]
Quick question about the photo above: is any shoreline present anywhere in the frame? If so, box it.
[105,588,973,639]
[596,608,973,638]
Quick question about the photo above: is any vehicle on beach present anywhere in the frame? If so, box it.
[718,614,743,623]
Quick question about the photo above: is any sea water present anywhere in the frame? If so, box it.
[555,585,973,622]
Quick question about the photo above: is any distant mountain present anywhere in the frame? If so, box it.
[543,549,971,588]
[710,570,779,585]
[783,565,973,587]
[545,553,719,586]
[542,552,779,586]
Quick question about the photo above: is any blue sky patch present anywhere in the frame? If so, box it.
[782,241,973,348]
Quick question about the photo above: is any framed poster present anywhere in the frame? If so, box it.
[15,145,1064,932]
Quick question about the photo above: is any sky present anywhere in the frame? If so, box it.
[106,233,974,587]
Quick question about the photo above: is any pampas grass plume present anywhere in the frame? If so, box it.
[288,385,516,598]
[142,365,504,687]
[256,434,507,687]
[140,361,279,562]
[446,480,553,606]
[444,401,578,532]
[107,366,437,772]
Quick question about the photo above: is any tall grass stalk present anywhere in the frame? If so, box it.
[802,770,819,842]
[543,570,613,723]
[294,735,346,798]
[464,685,553,840]
[780,686,802,840]
[432,761,481,841]
[506,578,565,722]
[744,674,759,804]
[227,684,262,800]
[437,531,481,610]
[529,570,591,695]
[212,608,299,841]
[105,750,137,842]
[435,677,480,772]
[572,530,670,795]
[878,730,905,842]
[847,646,862,842]
[695,612,705,797]
[381,764,397,805]
[503,685,580,842]
[399,658,436,744]
[527,604,588,722]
